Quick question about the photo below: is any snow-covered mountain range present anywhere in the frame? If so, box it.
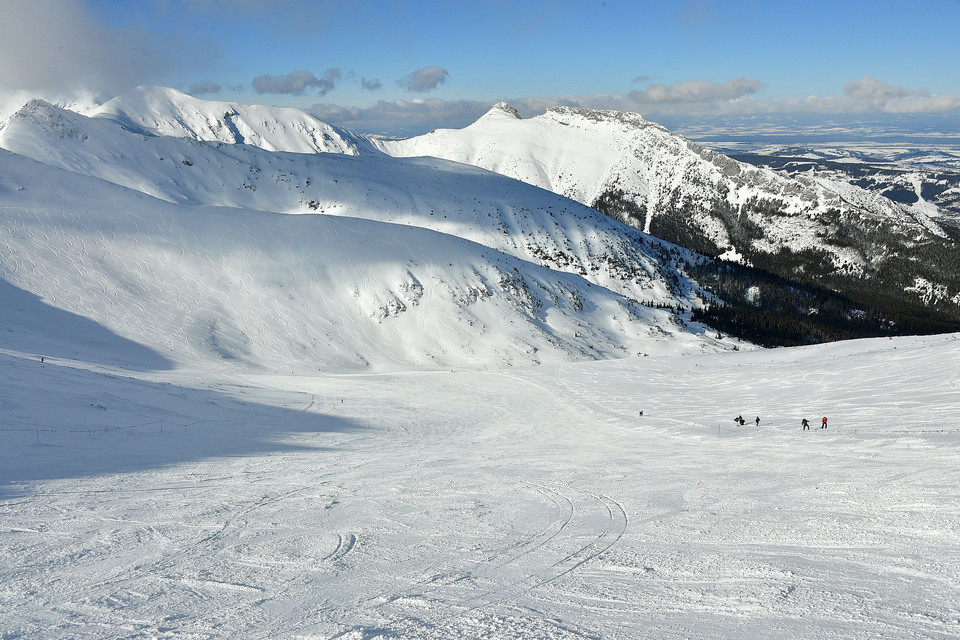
[725,145,960,237]
[0,88,726,372]
[379,103,960,312]
[2,85,958,372]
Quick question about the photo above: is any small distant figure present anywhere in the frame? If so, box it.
[802,418,810,430]
[822,416,828,429]
[639,410,644,417]
[735,415,745,426]
[40,356,44,363]
[755,416,760,427]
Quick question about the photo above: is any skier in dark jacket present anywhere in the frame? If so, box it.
[755,416,760,426]
[802,418,810,430]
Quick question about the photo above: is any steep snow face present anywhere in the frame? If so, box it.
[89,86,371,155]
[379,105,957,306]
[0,100,705,309]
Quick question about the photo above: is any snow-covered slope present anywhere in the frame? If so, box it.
[380,103,670,222]
[88,85,372,155]
[0,114,723,372]
[0,99,706,309]
[3,327,958,638]
[379,105,960,310]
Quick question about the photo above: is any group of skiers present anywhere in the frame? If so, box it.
[735,415,829,430]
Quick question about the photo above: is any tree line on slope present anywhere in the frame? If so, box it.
[592,188,960,346]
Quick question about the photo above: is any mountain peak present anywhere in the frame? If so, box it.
[483,102,521,120]
[89,85,370,155]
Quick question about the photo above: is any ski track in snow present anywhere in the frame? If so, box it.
[2,335,959,639]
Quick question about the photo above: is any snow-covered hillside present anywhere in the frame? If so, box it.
[0,98,712,310]
[379,104,960,310]
[0,92,739,372]
[90,86,372,155]
[1,148,724,372]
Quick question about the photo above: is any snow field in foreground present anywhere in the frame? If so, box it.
[2,334,959,639]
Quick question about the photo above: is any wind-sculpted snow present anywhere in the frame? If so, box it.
[0,149,716,372]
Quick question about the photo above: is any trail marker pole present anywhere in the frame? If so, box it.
[36,428,40,444]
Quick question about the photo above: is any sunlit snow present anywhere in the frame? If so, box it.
[1,89,958,640]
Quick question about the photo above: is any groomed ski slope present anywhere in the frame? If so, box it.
[2,333,958,639]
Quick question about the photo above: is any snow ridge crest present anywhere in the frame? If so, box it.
[545,106,662,132]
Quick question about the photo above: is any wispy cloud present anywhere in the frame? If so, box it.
[311,98,490,134]
[838,76,960,113]
[399,67,450,93]
[629,78,766,104]
[252,69,341,95]
[361,77,383,91]
[188,81,223,96]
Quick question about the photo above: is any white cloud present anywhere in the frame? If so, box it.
[629,78,766,104]
[188,81,222,96]
[311,74,960,136]
[399,67,450,93]
[843,76,910,102]
[838,76,960,114]
[253,69,341,95]
[0,0,173,95]
[311,98,490,134]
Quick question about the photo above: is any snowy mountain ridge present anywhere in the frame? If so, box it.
[87,86,373,155]
[0,98,727,372]
[0,98,705,307]
[379,103,960,313]
[381,102,948,242]
[2,87,959,640]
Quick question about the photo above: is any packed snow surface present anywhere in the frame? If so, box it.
[2,335,959,639]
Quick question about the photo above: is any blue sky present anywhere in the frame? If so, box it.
[2,0,959,134]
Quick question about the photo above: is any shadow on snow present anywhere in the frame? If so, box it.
[0,278,174,372]
[0,353,366,498]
